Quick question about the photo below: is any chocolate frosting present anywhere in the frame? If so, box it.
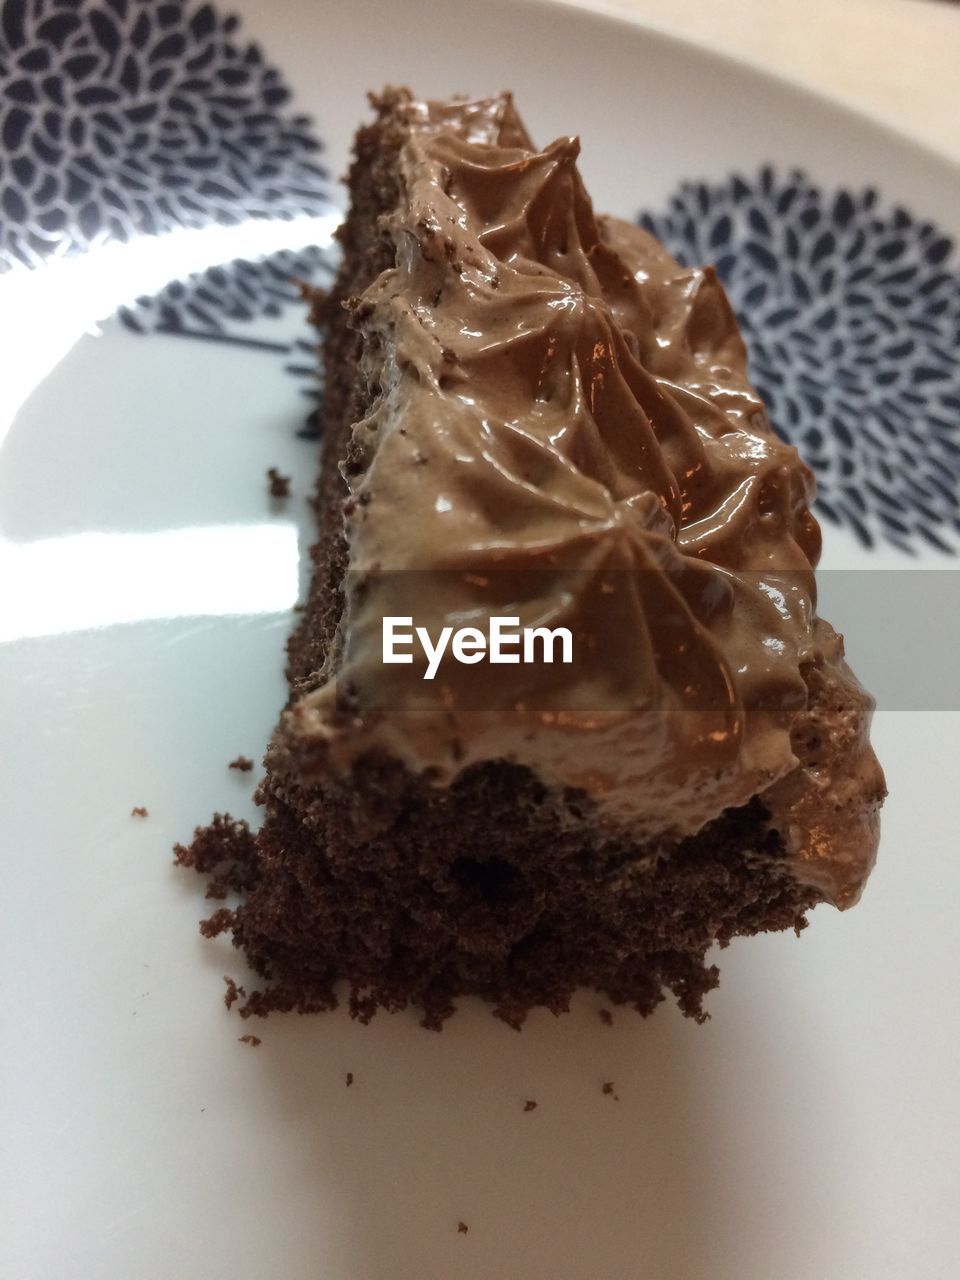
[283,91,884,908]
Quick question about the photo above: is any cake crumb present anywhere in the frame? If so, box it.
[223,976,247,1010]
[457,1222,469,1235]
[267,467,291,498]
[239,1034,262,1047]
[599,1008,614,1026]
[228,755,254,773]
[345,1072,354,1087]
[602,1081,620,1101]
[523,1099,537,1112]
[130,806,148,818]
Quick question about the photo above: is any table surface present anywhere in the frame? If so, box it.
[554,0,960,163]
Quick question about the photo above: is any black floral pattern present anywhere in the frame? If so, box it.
[0,0,331,337]
[0,0,330,261]
[641,168,960,554]
[117,243,335,345]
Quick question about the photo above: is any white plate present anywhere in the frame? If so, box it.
[2,2,958,1277]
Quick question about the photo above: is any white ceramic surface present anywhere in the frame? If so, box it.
[2,2,958,1278]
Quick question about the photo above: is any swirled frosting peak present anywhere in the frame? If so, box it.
[284,91,884,907]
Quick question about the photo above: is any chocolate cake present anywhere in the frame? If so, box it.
[176,89,886,1028]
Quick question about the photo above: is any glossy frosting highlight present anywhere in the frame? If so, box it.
[282,91,884,907]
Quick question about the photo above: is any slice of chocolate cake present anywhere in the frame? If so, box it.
[176,89,886,1029]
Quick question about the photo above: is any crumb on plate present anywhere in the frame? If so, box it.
[223,976,247,1010]
[267,467,291,498]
